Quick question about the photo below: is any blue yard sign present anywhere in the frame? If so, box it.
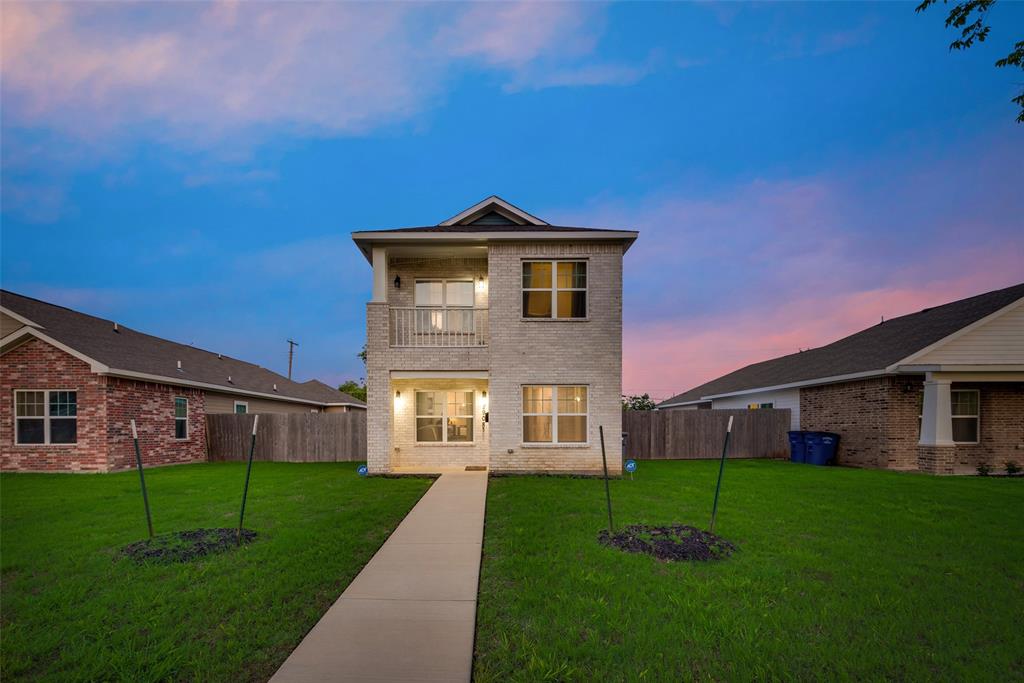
[357,464,368,477]
[625,459,637,475]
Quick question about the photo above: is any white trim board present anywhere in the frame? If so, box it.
[0,306,42,329]
[391,370,488,380]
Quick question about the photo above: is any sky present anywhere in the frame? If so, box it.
[2,1,1022,400]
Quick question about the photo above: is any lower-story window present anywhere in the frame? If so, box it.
[174,397,189,439]
[415,391,474,443]
[951,389,979,443]
[523,385,588,444]
[14,390,77,445]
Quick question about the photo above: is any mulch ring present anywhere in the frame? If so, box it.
[121,528,257,564]
[598,524,736,562]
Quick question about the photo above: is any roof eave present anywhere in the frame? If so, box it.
[351,230,639,262]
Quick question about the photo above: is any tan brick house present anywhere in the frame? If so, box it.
[352,196,638,474]
[658,283,1024,474]
[1,291,365,472]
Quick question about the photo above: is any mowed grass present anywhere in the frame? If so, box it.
[1,462,432,682]
[475,460,1024,681]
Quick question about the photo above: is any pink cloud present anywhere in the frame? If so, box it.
[0,1,617,145]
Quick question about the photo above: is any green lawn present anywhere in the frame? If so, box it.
[475,460,1024,681]
[0,462,432,682]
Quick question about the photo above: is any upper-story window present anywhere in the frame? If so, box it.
[415,279,474,332]
[522,261,587,319]
[234,401,248,414]
[14,390,77,445]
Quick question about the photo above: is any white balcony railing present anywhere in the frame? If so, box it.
[390,307,488,347]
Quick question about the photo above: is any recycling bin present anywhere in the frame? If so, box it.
[787,431,806,463]
[805,432,839,466]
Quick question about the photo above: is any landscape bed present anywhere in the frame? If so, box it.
[0,462,432,681]
[475,460,1024,681]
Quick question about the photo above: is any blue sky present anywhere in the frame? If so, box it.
[2,1,1022,398]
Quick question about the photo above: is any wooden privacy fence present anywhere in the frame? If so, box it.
[206,412,367,462]
[622,409,790,460]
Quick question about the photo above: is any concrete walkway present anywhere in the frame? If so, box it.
[271,471,488,683]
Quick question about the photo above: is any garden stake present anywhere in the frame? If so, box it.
[237,414,259,545]
[130,419,154,539]
[709,415,733,534]
[599,425,614,533]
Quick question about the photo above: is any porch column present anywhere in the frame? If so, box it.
[371,247,388,303]
[919,375,953,446]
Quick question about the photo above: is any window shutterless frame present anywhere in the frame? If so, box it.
[174,397,189,440]
[414,279,475,333]
[233,401,249,414]
[414,390,475,444]
[522,385,588,444]
[522,260,587,319]
[950,389,980,444]
[13,389,78,445]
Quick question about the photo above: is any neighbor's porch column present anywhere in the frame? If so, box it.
[919,374,953,446]
[371,247,388,303]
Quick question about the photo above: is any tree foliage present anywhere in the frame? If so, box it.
[338,380,367,402]
[917,0,1024,122]
[622,394,657,411]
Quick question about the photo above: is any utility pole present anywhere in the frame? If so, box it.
[287,339,299,379]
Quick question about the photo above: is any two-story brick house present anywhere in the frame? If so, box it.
[352,196,638,474]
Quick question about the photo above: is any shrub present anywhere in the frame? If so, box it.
[1005,461,1021,476]
[976,463,991,476]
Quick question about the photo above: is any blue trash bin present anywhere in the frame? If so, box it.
[787,431,806,463]
[805,432,839,466]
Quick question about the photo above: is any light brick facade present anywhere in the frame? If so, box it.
[1,337,205,472]
[365,241,625,474]
[800,377,1024,474]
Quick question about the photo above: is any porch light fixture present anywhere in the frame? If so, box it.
[395,390,401,398]
[394,275,401,289]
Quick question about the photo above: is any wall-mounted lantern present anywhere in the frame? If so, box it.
[394,275,401,289]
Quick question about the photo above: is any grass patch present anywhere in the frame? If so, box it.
[475,460,1024,681]
[1,462,432,681]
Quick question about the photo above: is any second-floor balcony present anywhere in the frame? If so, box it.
[390,307,489,347]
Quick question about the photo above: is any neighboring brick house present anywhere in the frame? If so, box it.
[658,283,1024,474]
[1,291,365,473]
[351,196,638,474]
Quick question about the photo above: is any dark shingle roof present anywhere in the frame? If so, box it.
[659,282,1024,406]
[1,290,365,407]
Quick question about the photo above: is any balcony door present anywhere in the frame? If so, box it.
[415,279,474,333]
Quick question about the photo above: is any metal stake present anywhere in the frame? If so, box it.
[130,419,154,539]
[709,415,733,534]
[599,425,614,534]
[238,414,259,545]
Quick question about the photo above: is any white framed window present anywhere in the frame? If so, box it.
[415,279,475,332]
[951,389,979,443]
[174,397,189,440]
[522,261,587,319]
[14,390,77,445]
[522,385,588,443]
[747,402,774,409]
[415,390,474,443]
[233,401,249,414]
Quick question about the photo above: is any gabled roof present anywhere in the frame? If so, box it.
[439,195,549,226]
[351,195,638,261]
[0,290,365,408]
[658,282,1024,407]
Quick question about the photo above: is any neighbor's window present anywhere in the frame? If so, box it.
[174,397,189,439]
[415,279,475,332]
[234,401,248,414]
[951,390,979,443]
[747,402,774,409]
[14,390,77,445]
[415,391,474,443]
[522,385,588,443]
[522,261,587,319]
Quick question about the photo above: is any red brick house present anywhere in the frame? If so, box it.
[658,283,1024,474]
[1,291,365,473]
